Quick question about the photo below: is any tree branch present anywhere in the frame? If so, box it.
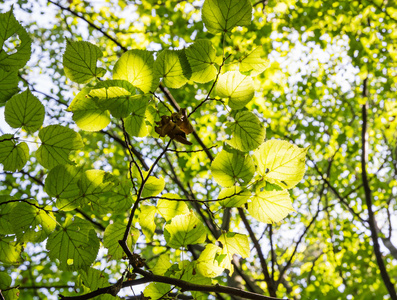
[238,208,276,297]
[119,139,172,259]
[47,0,127,51]
[360,78,397,299]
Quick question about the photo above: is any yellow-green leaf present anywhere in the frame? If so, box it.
[254,140,308,189]
[164,211,206,248]
[217,232,250,274]
[157,193,189,221]
[211,149,254,187]
[215,71,254,109]
[113,49,158,93]
[248,189,295,223]
[219,186,251,208]
[196,244,225,277]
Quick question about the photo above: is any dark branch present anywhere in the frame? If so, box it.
[238,208,276,297]
[47,0,127,51]
[360,78,397,299]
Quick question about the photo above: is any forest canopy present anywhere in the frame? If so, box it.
[0,0,397,300]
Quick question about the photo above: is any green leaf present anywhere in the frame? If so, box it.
[0,68,18,103]
[103,221,139,260]
[144,282,172,300]
[196,244,225,277]
[215,71,254,109]
[177,261,212,299]
[113,49,158,93]
[68,88,111,132]
[211,149,254,187]
[4,89,45,132]
[202,0,252,34]
[2,288,19,300]
[124,95,149,137]
[0,8,31,70]
[218,186,251,208]
[217,232,250,273]
[46,217,99,270]
[0,272,12,289]
[44,164,83,211]
[0,134,29,171]
[254,140,308,189]
[80,268,110,292]
[89,79,137,118]
[63,40,106,84]
[154,49,188,89]
[79,169,126,214]
[0,196,15,235]
[227,111,265,151]
[157,193,189,221]
[185,40,221,83]
[141,175,165,198]
[151,254,172,275]
[248,188,295,223]
[164,211,206,248]
[10,201,56,243]
[0,235,22,265]
[36,125,84,169]
[239,46,270,76]
[139,205,156,242]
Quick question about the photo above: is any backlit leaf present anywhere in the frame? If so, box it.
[89,79,137,118]
[254,140,308,189]
[80,268,111,293]
[227,111,265,152]
[151,254,172,275]
[10,201,56,243]
[0,134,29,171]
[218,186,251,208]
[113,49,158,93]
[0,196,15,235]
[185,39,221,83]
[144,282,172,300]
[44,164,84,211]
[248,188,295,223]
[0,69,18,103]
[239,46,270,76]
[36,125,84,169]
[154,50,188,89]
[63,40,106,84]
[103,221,139,260]
[5,89,45,132]
[196,244,225,277]
[218,232,250,273]
[202,0,252,34]
[0,235,22,265]
[124,95,149,137]
[68,88,111,132]
[157,193,189,221]
[164,211,206,248]
[215,71,254,109]
[139,205,156,242]
[211,149,254,187]
[79,169,130,214]
[0,8,31,70]
[141,175,165,198]
[46,217,99,270]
